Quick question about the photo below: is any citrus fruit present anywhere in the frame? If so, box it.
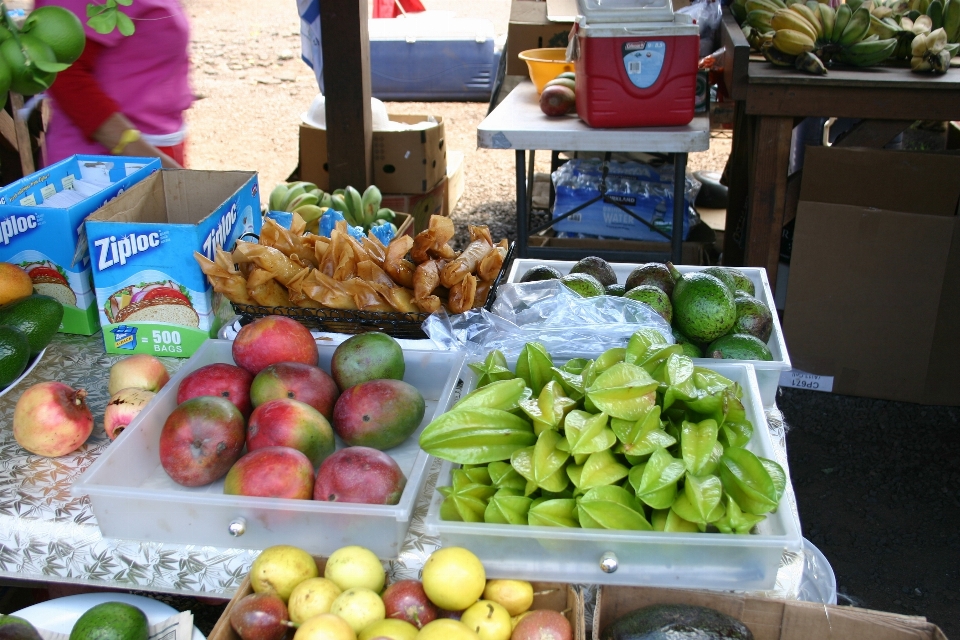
[249,544,319,602]
[482,580,534,617]
[324,545,386,592]
[416,619,480,640]
[287,577,342,624]
[0,263,33,305]
[330,587,385,633]
[292,613,356,640]
[357,618,417,640]
[22,6,86,64]
[1,36,56,96]
[460,600,512,640]
[420,547,485,612]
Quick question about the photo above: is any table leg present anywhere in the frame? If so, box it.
[516,149,528,258]
[744,115,793,288]
[672,153,686,265]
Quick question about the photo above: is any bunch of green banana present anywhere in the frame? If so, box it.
[760,1,899,73]
[328,185,397,231]
[267,181,327,225]
[910,26,958,70]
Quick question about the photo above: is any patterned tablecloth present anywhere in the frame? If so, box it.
[0,333,807,599]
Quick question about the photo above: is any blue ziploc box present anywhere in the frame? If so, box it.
[84,169,261,357]
[0,155,160,335]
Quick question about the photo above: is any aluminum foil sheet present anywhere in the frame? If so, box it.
[0,334,811,601]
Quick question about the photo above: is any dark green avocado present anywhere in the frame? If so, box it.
[600,603,754,640]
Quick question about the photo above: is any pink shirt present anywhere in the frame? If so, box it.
[39,0,193,164]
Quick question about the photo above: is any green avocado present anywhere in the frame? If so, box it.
[0,326,30,389]
[69,602,149,640]
[0,294,64,357]
[669,266,736,343]
[732,294,773,343]
[605,283,626,296]
[624,263,675,298]
[600,603,754,640]
[560,272,604,297]
[569,255,618,287]
[701,266,737,294]
[519,265,563,283]
[707,333,773,361]
[726,267,756,296]
[624,285,672,323]
[0,622,42,640]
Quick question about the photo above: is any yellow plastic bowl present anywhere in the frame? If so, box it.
[518,48,575,94]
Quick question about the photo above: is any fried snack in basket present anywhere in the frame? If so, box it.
[233,241,305,286]
[440,225,493,288]
[411,215,457,263]
[448,273,477,314]
[478,239,508,282]
[194,250,254,305]
[340,278,395,312]
[414,259,444,313]
[260,217,316,267]
[246,267,292,307]
[301,270,357,310]
[384,235,416,289]
[475,280,493,309]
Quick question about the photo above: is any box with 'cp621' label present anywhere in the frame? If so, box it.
[85,169,261,357]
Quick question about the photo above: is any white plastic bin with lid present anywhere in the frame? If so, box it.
[424,358,803,589]
[576,0,676,23]
[504,260,791,407]
[72,339,466,559]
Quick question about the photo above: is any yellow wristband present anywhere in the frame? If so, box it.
[112,129,141,155]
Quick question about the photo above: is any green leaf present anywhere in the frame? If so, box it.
[87,4,105,17]
[564,410,616,456]
[87,10,117,34]
[455,377,528,412]
[680,419,723,476]
[510,430,570,494]
[720,447,780,515]
[527,498,579,527]
[629,447,686,509]
[116,0,134,5]
[586,362,659,421]
[419,408,535,464]
[107,0,118,7]
[576,485,652,530]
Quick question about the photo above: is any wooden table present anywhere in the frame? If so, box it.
[719,13,960,287]
[478,81,710,263]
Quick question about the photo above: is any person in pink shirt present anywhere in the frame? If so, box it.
[38,0,193,168]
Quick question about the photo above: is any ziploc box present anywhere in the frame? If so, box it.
[85,169,260,357]
[0,155,161,335]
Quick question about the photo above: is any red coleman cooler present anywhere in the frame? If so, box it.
[572,0,700,128]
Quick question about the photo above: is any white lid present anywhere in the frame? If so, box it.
[368,15,495,42]
[576,0,674,23]
[576,13,697,36]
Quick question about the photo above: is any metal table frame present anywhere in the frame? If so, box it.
[478,82,710,264]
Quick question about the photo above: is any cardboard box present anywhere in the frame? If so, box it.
[382,177,447,234]
[507,0,574,76]
[0,156,161,335]
[208,555,585,640]
[300,115,446,194]
[445,150,465,217]
[594,586,947,639]
[85,170,261,357]
[783,146,960,405]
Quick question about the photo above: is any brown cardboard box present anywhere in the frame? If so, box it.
[783,146,960,405]
[381,177,446,234]
[507,0,574,76]
[594,586,947,639]
[300,115,446,194]
[208,555,586,640]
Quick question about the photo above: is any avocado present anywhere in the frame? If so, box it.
[701,267,737,294]
[0,618,35,630]
[69,602,149,640]
[0,622,42,640]
[726,268,755,297]
[520,265,563,283]
[605,283,626,296]
[624,285,672,323]
[600,603,754,640]
[0,294,64,357]
[707,333,773,361]
[569,256,618,287]
[560,273,604,297]
[624,263,675,298]
[669,266,736,343]
[732,294,773,343]
[0,326,30,388]
[671,328,704,358]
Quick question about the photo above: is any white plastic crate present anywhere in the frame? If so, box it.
[73,339,466,559]
[424,358,802,590]
[504,260,791,407]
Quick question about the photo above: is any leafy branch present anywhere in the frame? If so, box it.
[86,0,135,36]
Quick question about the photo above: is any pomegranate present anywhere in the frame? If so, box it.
[13,382,94,457]
[103,387,156,440]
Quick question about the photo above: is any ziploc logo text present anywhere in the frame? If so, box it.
[201,202,238,259]
[94,232,162,271]
[0,213,39,246]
